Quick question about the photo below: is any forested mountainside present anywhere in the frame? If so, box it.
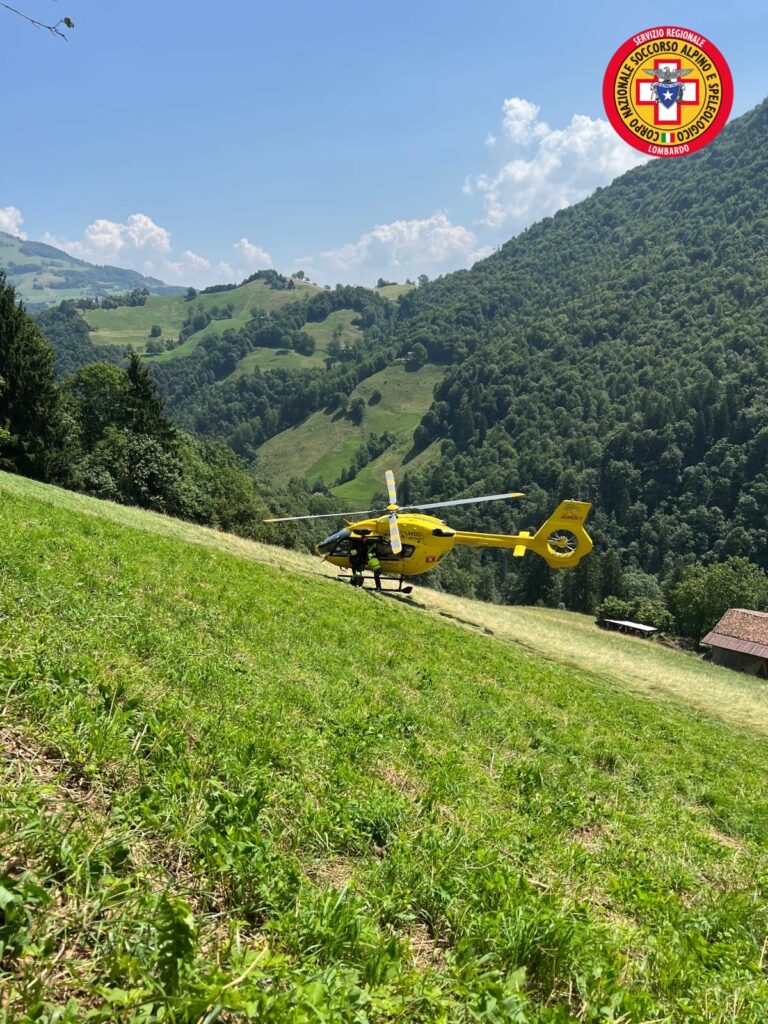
[384,98,768,602]
[0,231,184,308]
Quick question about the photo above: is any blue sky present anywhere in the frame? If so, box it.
[2,0,766,286]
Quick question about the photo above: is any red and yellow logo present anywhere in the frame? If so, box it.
[603,26,733,157]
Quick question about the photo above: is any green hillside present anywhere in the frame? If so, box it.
[229,308,364,375]
[85,277,320,359]
[255,362,444,491]
[2,470,768,1022]
[0,231,183,308]
[85,293,189,350]
[31,100,768,610]
[333,436,441,505]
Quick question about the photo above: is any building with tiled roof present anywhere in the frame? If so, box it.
[701,608,768,678]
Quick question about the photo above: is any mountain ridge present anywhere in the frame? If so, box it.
[0,230,185,308]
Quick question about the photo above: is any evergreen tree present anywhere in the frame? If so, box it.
[64,363,131,447]
[125,353,175,443]
[0,271,65,481]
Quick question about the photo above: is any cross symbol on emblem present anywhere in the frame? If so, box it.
[635,59,700,125]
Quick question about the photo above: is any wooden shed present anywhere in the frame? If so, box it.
[701,608,768,679]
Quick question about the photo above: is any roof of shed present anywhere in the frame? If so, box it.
[700,632,768,660]
[703,608,768,646]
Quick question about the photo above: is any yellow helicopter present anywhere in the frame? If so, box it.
[266,471,593,593]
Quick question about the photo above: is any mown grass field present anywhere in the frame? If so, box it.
[255,363,444,491]
[82,279,319,357]
[2,471,768,1022]
[374,284,415,301]
[416,594,768,737]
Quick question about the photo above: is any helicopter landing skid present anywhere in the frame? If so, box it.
[336,573,413,595]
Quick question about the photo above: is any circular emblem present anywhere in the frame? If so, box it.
[603,26,733,157]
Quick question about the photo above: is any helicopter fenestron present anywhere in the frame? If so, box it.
[265,471,593,591]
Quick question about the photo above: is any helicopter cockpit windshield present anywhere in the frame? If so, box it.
[318,527,416,561]
[317,527,352,555]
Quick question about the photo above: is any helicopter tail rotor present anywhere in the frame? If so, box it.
[528,500,593,568]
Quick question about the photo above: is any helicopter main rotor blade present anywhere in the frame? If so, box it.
[263,509,381,523]
[388,512,402,555]
[385,469,398,506]
[402,492,525,512]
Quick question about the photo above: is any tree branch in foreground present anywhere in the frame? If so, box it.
[0,2,73,39]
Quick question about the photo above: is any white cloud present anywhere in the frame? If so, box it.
[72,219,126,257]
[42,213,243,288]
[485,133,497,148]
[181,249,210,271]
[0,205,26,238]
[48,213,173,263]
[501,98,544,144]
[123,213,172,252]
[213,261,236,280]
[469,98,647,230]
[469,244,495,262]
[317,211,481,284]
[234,237,272,268]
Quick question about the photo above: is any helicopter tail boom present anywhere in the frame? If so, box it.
[452,500,592,569]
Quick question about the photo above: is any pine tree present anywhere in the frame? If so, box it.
[0,271,66,480]
[125,353,175,443]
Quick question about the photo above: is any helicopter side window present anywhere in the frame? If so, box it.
[373,540,415,560]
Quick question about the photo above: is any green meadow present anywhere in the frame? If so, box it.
[2,470,768,1022]
[227,309,364,377]
[81,280,371,377]
[83,279,320,356]
[255,363,444,492]
[374,284,415,301]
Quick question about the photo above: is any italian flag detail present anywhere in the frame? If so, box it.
[660,132,676,143]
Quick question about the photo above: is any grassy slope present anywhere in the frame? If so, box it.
[85,293,189,349]
[333,437,441,506]
[417,593,768,737]
[254,363,444,492]
[82,280,320,357]
[2,471,768,1022]
[228,309,363,376]
[374,284,415,301]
